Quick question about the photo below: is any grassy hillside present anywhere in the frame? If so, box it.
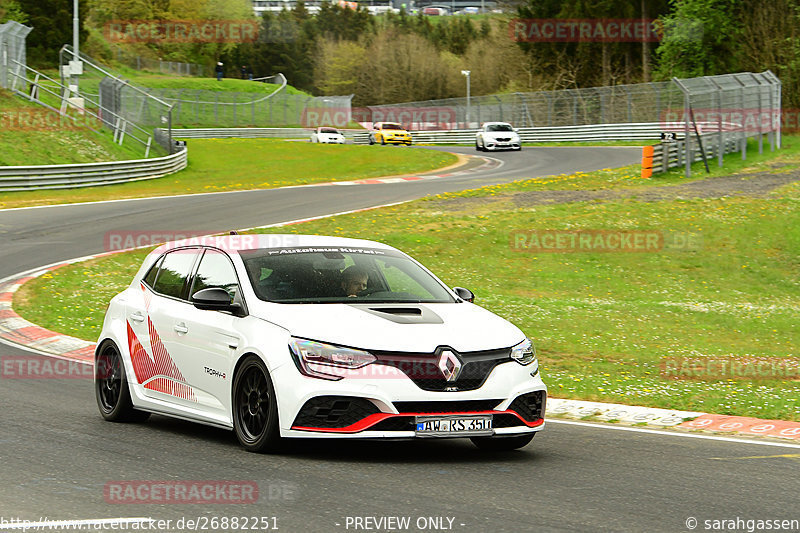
[0,90,152,165]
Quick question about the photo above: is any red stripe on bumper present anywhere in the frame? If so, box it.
[292,410,544,434]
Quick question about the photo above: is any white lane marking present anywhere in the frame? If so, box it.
[548,419,800,449]
[0,153,496,213]
[0,517,153,529]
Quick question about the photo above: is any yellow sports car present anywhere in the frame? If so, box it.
[369,122,412,145]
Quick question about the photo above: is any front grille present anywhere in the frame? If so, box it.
[393,399,502,413]
[292,396,379,429]
[508,391,546,423]
[496,137,511,142]
[372,347,512,392]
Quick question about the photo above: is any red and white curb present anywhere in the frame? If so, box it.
[1,220,798,442]
[279,155,502,188]
[547,398,800,441]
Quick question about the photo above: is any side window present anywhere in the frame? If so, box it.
[190,249,239,300]
[142,255,163,288]
[151,249,199,299]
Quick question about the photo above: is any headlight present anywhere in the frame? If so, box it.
[289,337,376,381]
[510,338,536,366]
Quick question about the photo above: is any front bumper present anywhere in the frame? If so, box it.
[484,138,521,151]
[383,135,412,144]
[272,359,547,439]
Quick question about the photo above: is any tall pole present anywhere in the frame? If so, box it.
[462,70,471,128]
[72,0,80,92]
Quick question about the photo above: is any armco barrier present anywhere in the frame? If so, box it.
[164,122,670,144]
[0,147,187,191]
[650,130,742,175]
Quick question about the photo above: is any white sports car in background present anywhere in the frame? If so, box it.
[95,235,546,453]
[476,122,522,151]
[310,127,345,144]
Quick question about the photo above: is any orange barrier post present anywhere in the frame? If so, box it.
[641,145,654,179]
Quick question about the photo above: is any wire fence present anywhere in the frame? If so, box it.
[366,73,780,134]
[111,45,206,77]
[0,21,32,91]
[144,85,353,128]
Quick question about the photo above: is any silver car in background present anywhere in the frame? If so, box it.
[476,122,521,151]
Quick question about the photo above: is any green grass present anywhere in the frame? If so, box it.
[14,136,800,420]
[0,139,458,209]
[0,89,155,164]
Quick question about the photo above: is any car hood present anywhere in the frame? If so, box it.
[318,133,343,140]
[251,301,525,353]
[484,131,518,138]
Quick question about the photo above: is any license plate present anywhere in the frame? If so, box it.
[415,415,493,437]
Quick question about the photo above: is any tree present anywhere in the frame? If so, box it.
[0,0,28,24]
[654,0,742,79]
[23,0,88,67]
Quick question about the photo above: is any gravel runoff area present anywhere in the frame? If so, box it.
[435,168,800,209]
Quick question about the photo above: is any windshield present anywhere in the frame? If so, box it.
[240,246,455,304]
[320,128,339,134]
[487,124,513,132]
[381,123,404,130]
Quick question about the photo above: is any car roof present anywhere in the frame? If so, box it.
[376,122,402,127]
[483,121,513,126]
[151,234,398,255]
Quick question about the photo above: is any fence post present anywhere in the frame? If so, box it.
[707,77,724,167]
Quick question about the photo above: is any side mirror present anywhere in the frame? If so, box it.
[191,287,242,315]
[453,287,475,303]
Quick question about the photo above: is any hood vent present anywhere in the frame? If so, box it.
[349,304,443,325]
[369,307,422,316]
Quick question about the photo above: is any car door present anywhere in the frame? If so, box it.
[165,248,245,420]
[139,247,203,409]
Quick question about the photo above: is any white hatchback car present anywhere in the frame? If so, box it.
[95,235,546,453]
[476,122,521,151]
[310,127,345,144]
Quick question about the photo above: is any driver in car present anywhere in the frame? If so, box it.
[341,265,369,297]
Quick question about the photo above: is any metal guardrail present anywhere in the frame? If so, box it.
[166,123,671,144]
[405,123,671,144]
[0,147,187,191]
[651,131,742,174]
[170,127,315,139]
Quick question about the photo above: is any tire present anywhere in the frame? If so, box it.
[232,356,284,453]
[475,139,483,151]
[95,341,150,423]
[470,433,534,451]
[380,135,386,145]
[368,135,375,145]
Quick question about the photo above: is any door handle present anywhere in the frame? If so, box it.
[174,323,189,334]
[130,312,145,323]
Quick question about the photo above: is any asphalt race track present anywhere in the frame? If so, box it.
[1,145,798,533]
